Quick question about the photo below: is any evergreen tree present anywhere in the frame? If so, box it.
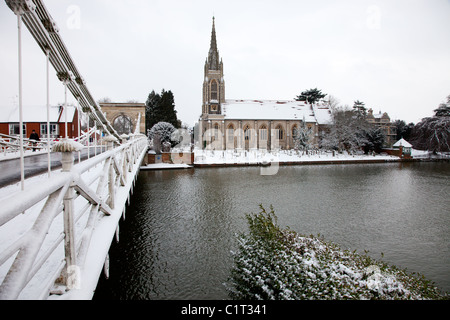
[353,100,367,119]
[145,90,161,130]
[295,88,326,104]
[434,98,450,117]
[145,89,181,131]
[393,120,414,141]
[362,127,385,153]
[160,90,181,128]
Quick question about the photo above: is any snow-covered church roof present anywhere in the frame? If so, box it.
[222,99,332,124]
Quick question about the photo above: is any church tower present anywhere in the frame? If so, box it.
[202,17,225,116]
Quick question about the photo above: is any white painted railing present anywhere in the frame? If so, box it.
[0,133,48,153]
[0,134,148,299]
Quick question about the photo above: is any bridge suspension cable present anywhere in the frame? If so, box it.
[5,0,121,140]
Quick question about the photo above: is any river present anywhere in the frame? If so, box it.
[93,162,450,299]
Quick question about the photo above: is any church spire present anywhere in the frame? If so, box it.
[207,16,220,70]
[202,16,225,115]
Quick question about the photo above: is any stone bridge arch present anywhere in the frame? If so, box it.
[99,102,146,135]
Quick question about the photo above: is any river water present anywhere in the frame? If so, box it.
[94,162,450,299]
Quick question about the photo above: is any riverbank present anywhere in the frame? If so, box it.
[193,149,399,168]
[140,163,192,170]
[192,148,449,168]
[229,206,449,300]
[194,157,417,168]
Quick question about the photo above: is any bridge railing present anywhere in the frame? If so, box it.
[0,134,148,299]
[0,128,105,157]
[0,133,49,154]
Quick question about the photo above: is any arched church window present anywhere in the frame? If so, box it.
[227,124,234,141]
[244,125,251,141]
[214,123,219,139]
[113,114,133,135]
[276,125,284,140]
[259,125,267,140]
[210,80,218,100]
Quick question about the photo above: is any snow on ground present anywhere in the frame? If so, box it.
[229,208,447,300]
[140,163,192,170]
[193,148,400,165]
[0,149,49,162]
[231,230,442,300]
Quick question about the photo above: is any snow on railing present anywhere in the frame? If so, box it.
[0,127,102,155]
[0,134,148,299]
[0,133,49,154]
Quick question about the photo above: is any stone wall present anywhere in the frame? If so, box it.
[99,102,146,134]
[148,152,194,165]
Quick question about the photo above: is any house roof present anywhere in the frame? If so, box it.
[0,105,76,123]
[222,99,332,124]
[367,109,390,119]
[393,138,412,148]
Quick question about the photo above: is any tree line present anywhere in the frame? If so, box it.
[296,88,450,154]
[295,88,385,153]
[408,95,450,153]
[141,87,449,154]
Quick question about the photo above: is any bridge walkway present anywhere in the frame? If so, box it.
[0,135,148,299]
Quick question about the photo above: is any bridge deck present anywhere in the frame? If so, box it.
[0,137,148,299]
[0,147,107,188]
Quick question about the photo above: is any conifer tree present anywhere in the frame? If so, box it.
[145,89,181,131]
[353,100,367,119]
[295,88,326,104]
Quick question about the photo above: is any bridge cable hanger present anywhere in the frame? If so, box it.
[5,0,121,141]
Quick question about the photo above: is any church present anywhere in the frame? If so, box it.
[199,18,332,151]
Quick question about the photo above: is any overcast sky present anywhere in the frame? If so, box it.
[1,0,449,127]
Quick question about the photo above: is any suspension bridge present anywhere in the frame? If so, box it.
[0,0,149,299]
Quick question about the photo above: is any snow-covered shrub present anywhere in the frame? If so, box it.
[147,122,177,144]
[147,122,179,153]
[227,205,448,300]
[293,124,312,151]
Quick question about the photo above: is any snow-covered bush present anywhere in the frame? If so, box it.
[147,122,178,153]
[227,205,448,300]
[147,122,176,143]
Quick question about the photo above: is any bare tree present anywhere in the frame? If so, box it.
[98,97,112,103]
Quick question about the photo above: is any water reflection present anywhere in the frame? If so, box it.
[94,162,450,299]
